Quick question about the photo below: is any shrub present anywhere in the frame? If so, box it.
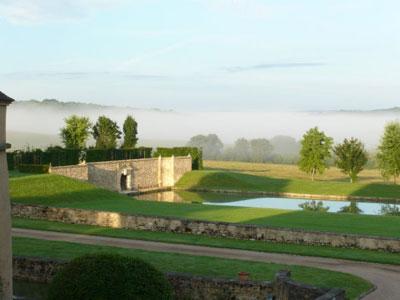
[154,147,203,170]
[299,200,329,212]
[47,254,172,300]
[18,164,49,174]
[380,204,400,216]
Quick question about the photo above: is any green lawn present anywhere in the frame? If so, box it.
[13,237,372,299]
[176,170,400,200]
[10,173,400,238]
[13,218,400,265]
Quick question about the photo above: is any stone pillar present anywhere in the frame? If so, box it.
[0,92,14,300]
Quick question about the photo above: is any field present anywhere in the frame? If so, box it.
[9,173,400,238]
[13,237,372,299]
[205,160,383,183]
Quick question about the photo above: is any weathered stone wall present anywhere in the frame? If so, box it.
[49,164,88,180]
[12,204,400,252]
[12,257,344,300]
[50,156,192,192]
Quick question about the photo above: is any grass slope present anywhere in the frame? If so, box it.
[176,170,400,199]
[10,174,400,238]
[13,218,400,266]
[13,237,372,299]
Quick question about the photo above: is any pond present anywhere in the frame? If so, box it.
[135,191,400,216]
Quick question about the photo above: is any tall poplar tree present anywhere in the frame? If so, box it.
[122,115,138,149]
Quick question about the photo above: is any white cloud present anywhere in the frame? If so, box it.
[0,0,126,24]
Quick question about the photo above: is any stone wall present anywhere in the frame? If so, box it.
[49,164,88,181]
[12,204,400,252]
[49,156,192,192]
[12,257,344,300]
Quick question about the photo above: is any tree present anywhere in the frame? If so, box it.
[92,116,121,149]
[377,121,400,184]
[187,134,224,160]
[333,138,368,183]
[122,115,138,149]
[249,139,273,163]
[60,115,91,149]
[232,138,251,161]
[298,127,333,181]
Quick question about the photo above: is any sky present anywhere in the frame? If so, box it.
[1,0,399,111]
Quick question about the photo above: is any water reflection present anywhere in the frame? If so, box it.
[135,191,400,216]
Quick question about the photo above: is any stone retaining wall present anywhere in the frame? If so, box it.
[181,188,400,203]
[49,164,88,181]
[13,257,344,300]
[49,156,192,192]
[12,204,400,252]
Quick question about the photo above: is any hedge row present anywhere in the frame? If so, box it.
[7,147,153,169]
[86,148,152,163]
[153,147,203,170]
[18,164,49,174]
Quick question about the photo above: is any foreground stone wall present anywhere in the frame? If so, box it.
[50,156,192,192]
[12,204,400,252]
[13,257,344,300]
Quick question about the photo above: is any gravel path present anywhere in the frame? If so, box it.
[13,228,400,299]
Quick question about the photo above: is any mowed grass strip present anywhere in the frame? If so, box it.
[13,237,372,300]
[9,174,400,238]
[13,218,400,266]
[176,170,400,199]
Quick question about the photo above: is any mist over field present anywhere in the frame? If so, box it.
[6,100,400,150]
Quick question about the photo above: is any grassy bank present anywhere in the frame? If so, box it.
[13,237,372,299]
[176,170,400,199]
[10,174,400,238]
[13,218,400,265]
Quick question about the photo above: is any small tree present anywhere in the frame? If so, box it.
[60,115,91,149]
[377,121,400,184]
[187,134,224,160]
[122,115,138,149]
[333,138,368,183]
[298,127,333,181]
[92,116,121,149]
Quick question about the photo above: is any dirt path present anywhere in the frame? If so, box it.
[13,228,400,299]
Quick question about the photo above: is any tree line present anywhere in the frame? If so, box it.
[298,122,400,184]
[60,115,138,149]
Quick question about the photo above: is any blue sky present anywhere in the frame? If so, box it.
[1,0,399,111]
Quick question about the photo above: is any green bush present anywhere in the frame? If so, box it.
[47,254,172,300]
[18,164,49,174]
[86,148,152,163]
[154,147,203,170]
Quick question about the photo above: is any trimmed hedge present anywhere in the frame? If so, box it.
[7,153,14,170]
[18,164,49,174]
[154,147,203,170]
[12,149,81,167]
[86,147,152,163]
[48,254,172,300]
